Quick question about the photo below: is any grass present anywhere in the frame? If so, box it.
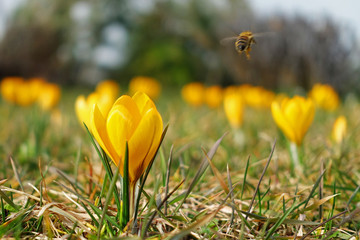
[0,87,360,239]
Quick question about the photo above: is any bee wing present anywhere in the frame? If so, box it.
[220,36,238,45]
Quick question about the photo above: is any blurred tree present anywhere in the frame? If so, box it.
[219,16,357,94]
[0,1,74,83]
[112,0,252,86]
[0,0,358,94]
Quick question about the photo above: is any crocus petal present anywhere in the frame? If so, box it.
[284,98,304,143]
[112,95,138,113]
[332,116,347,143]
[223,93,243,128]
[271,101,297,144]
[299,99,315,140]
[271,96,315,146]
[132,92,156,116]
[106,103,139,163]
[109,95,142,135]
[128,108,163,183]
[75,95,89,126]
[91,104,120,166]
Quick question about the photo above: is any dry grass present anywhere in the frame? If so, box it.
[1,89,360,239]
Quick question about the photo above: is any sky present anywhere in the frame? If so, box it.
[250,0,360,40]
[0,0,24,38]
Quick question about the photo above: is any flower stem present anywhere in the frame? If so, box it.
[129,183,136,221]
[290,142,299,167]
[289,142,303,176]
[233,128,245,149]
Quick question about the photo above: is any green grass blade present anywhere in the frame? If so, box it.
[226,164,235,229]
[80,201,99,227]
[68,221,78,240]
[164,145,174,215]
[1,198,5,223]
[0,189,19,211]
[141,179,184,239]
[120,141,129,230]
[264,200,297,239]
[99,174,108,205]
[326,181,337,231]
[322,208,360,240]
[173,132,227,213]
[240,155,250,201]
[346,183,360,209]
[303,169,326,209]
[84,123,121,215]
[166,210,219,240]
[74,143,82,187]
[0,205,35,237]
[247,140,276,217]
[56,168,86,194]
[167,183,240,240]
[300,210,347,240]
[55,181,121,229]
[97,159,121,239]
[9,156,23,192]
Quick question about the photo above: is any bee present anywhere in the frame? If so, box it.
[221,31,270,59]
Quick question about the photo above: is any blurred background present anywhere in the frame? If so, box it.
[0,0,359,95]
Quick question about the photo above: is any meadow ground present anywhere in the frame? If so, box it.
[1,86,360,239]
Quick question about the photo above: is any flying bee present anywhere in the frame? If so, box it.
[221,31,271,59]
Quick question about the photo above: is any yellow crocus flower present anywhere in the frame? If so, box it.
[331,115,347,143]
[1,77,37,106]
[90,92,163,186]
[181,82,205,107]
[243,86,275,109]
[308,83,339,111]
[129,76,161,100]
[205,85,223,108]
[75,92,114,128]
[37,83,61,110]
[28,78,46,101]
[96,80,120,100]
[271,96,315,146]
[16,80,38,107]
[0,77,24,104]
[223,91,244,129]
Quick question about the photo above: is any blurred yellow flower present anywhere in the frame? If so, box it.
[271,96,315,146]
[1,77,60,109]
[129,76,161,100]
[242,86,275,109]
[308,83,339,111]
[16,80,38,107]
[331,115,347,143]
[223,91,244,128]
[96,80,120,100]
[181,82,205,107]
[237,84,252,96]
[274,93,288,103]
[205,85,223,108]
[29,78,47,100]
[90,92,163,185]
[224,85,241,96]
[1,77,25,104]
[75,92,114,128]
[37,83,61,110]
